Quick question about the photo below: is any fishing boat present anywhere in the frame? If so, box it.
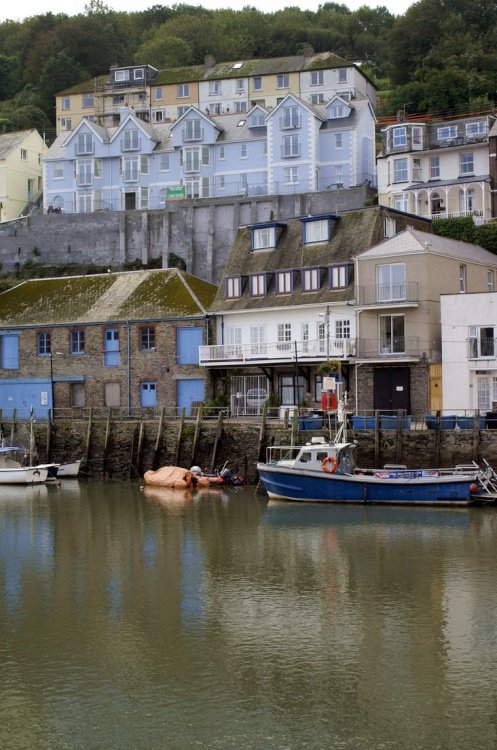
[47,459,81,479]
[257,399,497,507]
[0,445,49,485]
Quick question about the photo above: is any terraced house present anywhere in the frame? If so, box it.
[54,48,377,134]
[0,269,216,418]
[43,91,375,212]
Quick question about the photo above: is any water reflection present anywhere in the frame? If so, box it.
[0,482,496,749]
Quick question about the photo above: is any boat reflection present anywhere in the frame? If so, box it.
[0,483,49,504]
[141,485,194,510]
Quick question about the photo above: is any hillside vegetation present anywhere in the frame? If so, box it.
[1,0,497,138]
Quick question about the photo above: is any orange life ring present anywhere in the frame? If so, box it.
[321,455,337,474]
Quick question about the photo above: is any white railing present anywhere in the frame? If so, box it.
[199,337,356,365]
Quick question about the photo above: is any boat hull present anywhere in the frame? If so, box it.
[0,466,48,485]
[256,464,479,506]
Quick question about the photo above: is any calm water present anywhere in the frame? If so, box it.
[1,480,497,750]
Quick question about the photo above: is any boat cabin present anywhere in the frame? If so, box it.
[265,436,357,475]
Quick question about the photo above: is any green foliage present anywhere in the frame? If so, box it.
[474,223,497,254]
[432,216,476,243]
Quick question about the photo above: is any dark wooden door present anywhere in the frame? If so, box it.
[374,367,410,413]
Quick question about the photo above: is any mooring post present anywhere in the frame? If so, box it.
[374,410,380,467]
[210,410,224,472]
[192,404,202,464]
[83,408,93,470]
[174,408,185,466]
[153,407,165,469]
[103,408,112,475]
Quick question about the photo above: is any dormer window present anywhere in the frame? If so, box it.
[392,127,407,147]
[114,70,126,83]
[76,133,94,155]
[184,119,202,142]
[329,265,348,289]
[329,105,347,119]
[302,268,321,292]
[226,276,241,299]
[303,219,329,244]
[437,125,457,141]
[250,112,266,127]
[134,68,144,80]
[276,271,293,294]
[250,274,266,296]
[122,129,139,151]
[466,121,486,137]
[252,226,276,250]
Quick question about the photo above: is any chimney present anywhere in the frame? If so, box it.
[397,109,406,123]
[302,43,314,58]
[204,54,216,69]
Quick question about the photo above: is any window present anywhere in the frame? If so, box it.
[54,163,64,179]
[459,264,467,293]
[185,119,202,141]
[311,93,325,104]
[140,326,155,351]
[154,87,163,100]
[277,271,292,293]
[330,265,347,288]
[241,143,247,159]
[330,105,346,119]
[235,101,247,113]
[282,135,300,158]
[70,330,85,355]
[226,277,241,298]
[240,174,248,193]
[393,158,408,182]
[218,175,225,190]
[60,117,72,130]
[250,326,267,356]
[250,112,265,127]
[303,268,320,291]
[122,156,139,182]
[178,83,190,98]
[412,158,422,181]
[335,165,343,188]
[468,326,495,358]
[159,154,170,171]
[277,322,292,350]
[334,133,343,149]
[184,147,200,173]
[114,70,126,82]
[21,149,27,161]
[0,334,19,370]
[304,219,328,243]
[466,121,485,136]
[250,274,265,296]
[236,79,245,92]
[253,77,262,91]
[430,156,440,179]
[76,133,93,155]
[122,129,139,151]
[311,70,324,86]
[392,127,407,147]
[281,105,300,129]
[335,319,350,339]
[253,226,276,249]
[277,74,289,88]
[460,187,475,212]
[219,145,225,160]
[94,159,103,178]
[460,151,474,175]
[383,216,397,238]
[177,106,189,117]
[103,329,120,367]
[379,314,405,354]
[140,186,148,210]
[209,81,221,95]
[488,270,494,292]
[82,93,94,108]
[284,166,298,184]
[477,374,497,410]
[62,96,70,110]
[437,125,458,141]
[134,68,144,80]
[377,263,406,302]
[37,331,51,355]
[77,193,92,212]
[104,382,121,407]
[393,193,408,212]
[338,68,347,83]
[158,188,167,207]
[77,159,92,186]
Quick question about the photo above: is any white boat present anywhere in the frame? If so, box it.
[55,459,81,478]
[0,446,49,485]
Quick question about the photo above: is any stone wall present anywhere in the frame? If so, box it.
[14,416,497,485]
[0,187,369,283]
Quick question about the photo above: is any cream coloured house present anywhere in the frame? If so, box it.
[0,129,46,222]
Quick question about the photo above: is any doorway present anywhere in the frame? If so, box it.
[374,367,410,413]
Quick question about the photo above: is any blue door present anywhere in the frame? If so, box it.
[140,381,157,407]
[0,379,51,418]
[104,329,120,366]
[177,379,204,416]
[177,327,203,365]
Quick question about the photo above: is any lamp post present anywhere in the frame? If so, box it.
[318,305,331,363]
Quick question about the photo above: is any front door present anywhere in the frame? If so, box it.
[374,367,410,413]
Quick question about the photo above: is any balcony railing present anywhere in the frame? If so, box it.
[355,337,421,359]
[355,281,419,306]
[199,337,356,365]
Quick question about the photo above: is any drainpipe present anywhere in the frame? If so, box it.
[127,321,131,415]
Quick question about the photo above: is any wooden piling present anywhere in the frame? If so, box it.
[174,408,185,466]
[257,403,268,462]
[153,407,165,468]
[83,408,93,469]
[210,410,224,472]
[103,408,112,475]
[374,410,380,466]
[192,404,202,463]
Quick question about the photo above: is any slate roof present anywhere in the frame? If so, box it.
[0,130,39,160]
[57,52,376,95]
[357,226,497,265]
[210,207,404,313]
[0,269,217,327]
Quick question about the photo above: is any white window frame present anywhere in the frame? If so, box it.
[377,262,406,302]
[250,274,265,296]
[253,226,275,250]
[226,277,241,299]
[304,219,328,243]
[303,268,320,292]
[277,271,292,294]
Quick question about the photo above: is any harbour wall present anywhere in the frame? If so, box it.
[13,416,497,484]
[0,187,368,284]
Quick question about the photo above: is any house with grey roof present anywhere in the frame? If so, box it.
[0,129,46,221]
[43,92,375,212]
[200,206,431,416]
[0,268,216,418]
[353,227,497,418]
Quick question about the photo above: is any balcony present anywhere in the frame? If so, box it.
[199,336,356,366]
[355,281,419,307]
[355,337,422,359]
